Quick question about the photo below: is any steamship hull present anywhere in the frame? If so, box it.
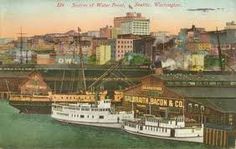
[9,100,52,114]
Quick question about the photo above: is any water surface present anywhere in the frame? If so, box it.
[0,100,215,149]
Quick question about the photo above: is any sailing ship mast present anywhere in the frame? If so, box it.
[75,27,87,92]
[78,27,87,91]
[17,27,26,64]
[216,27,224,71]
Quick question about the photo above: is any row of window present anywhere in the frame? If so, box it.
[64,107,110,112]
[117,41,133,44]
[117,45,133,49]
[147,118,183,123]
[54,96,93,100]
[117,54,124,58]
[132,27,149,29]
[70,114,104,119]
[144,126,168,133]
[117,50,131,53]
[132,22,149,25]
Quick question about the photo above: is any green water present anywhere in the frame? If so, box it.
[0,100,214,149]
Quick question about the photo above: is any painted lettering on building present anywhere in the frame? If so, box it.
[125,95,183,108]
[25,85,47,90]
[142,86,163,91]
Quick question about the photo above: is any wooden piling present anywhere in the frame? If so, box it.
[212,129,215,146]
[216,129,219,146]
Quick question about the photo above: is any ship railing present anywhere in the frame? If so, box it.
[9,94,50,101]
[123,119,143,125]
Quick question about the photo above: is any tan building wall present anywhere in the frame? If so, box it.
[115,39,133,61]
[191,54,205,71]
[96,45,111,65]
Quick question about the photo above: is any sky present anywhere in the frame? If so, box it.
[0,0,236,38]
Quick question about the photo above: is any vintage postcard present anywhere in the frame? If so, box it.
[0,0,236,149]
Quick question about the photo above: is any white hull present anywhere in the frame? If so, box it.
[54,117,122,128]
[51,100,134,129]
[122,128,203,143]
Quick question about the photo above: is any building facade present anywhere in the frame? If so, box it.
[225,21,236,30]
[36,54,55,65]
[120,19,150,35]
[115,38,134,61]
[19,72,51,95]
[100,25,112,39]
[96,45,111,65]
[91,37,109,56]
[86,31,100,38]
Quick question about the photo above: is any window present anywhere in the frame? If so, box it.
[231,82,236,86]
[209,82,216,86]
[80,115,84,118]
[99,115,104,119]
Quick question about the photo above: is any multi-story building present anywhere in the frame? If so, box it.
[100,25,112,39]
[96,45,111,65]
[191,53,205,71]
[120,19,150,35]
[186,42,211,52]
[91,37,109,56]
[111,28,120,39]
[225,21,236,30]
[0,38,14,45]
[114,12,145,28]
[115,38,134,61]
[85,31,100,38]
[14,50,33,64]
[133,36,155,60]
[36,53,55,65]
[177,25,206,48]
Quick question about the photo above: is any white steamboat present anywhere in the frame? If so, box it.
[123,115,203,143]
[51,99,134,128]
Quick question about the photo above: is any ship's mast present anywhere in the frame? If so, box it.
[216,27,224,71]
[76,27,87,92]
[17,27,26,64]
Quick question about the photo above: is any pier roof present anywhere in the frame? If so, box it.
[0,71,30,78]
[168,87,236,113]
[0,71,33,92]
[157,73,236,82]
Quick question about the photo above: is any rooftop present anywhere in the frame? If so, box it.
[168,87,236,113]
[153,72,236,82]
